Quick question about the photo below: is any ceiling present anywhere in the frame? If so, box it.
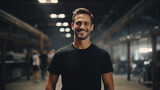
[0,0,144,49]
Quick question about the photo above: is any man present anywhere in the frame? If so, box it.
[46,8,114,90]
[40,50,48,80]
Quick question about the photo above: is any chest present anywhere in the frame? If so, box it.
[59,52,103,75]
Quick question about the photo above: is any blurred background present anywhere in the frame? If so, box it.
[0,0,160,90]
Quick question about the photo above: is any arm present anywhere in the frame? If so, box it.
[102,72,114,90]
[35,58,40,68]
[46,73,59,90]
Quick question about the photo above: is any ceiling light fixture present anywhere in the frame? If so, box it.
[58,14,65,18]
[65,28,70,32]
[50,14,65,18]
[65,33,71,38]
[51,0,58,3]
[38,0,58,3]
[56,22,62,26]
[50,14,57,18]
[63,22,68,26]
[59,28,65,32]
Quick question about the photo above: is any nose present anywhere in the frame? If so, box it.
[80,23,86,30]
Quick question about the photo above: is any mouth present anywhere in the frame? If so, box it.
[75,29,90,40]
[79,31,86,34]
[77,29,88,32]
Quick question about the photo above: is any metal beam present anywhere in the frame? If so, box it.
[95,0,160,45]
[0,9,51,45]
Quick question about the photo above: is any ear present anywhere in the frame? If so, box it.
[91,24,94,31]
[71,22,74,31]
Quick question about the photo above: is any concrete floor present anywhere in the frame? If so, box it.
[5,74,152,90]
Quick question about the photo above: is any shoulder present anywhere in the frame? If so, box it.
[92,43,109,55]
[91,44,111,59]
[50,44,74,62]
[55,43,74,55]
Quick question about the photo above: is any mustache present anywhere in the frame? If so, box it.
[76,28,88,32]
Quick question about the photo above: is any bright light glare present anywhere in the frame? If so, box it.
[58,14,65,18]
[63,22,69,26]
[144,61,150,65]
[127,35,130,39]
[65,33,71,38]
[50,14,65,18]
[132,64,137,68]
[65,28,70,32]
[56,22,68,27]
[56,22,62,26]
[59,28,65,32]
[51,0,58,3]
[139,48,152,53]
[50,14,57,18]
[38,0,58,3]
[38,0,46,3]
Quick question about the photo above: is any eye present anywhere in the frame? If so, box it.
[84,22,89,26]
[75,21,81,26]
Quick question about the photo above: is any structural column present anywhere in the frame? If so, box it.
[151,36,158,90]
[127,41,131,81]
[26,46,31,80]
[40,32,44,51]
[1,39,6,90]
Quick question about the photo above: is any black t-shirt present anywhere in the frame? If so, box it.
[48,43,113,90]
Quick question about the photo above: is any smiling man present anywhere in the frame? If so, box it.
[46,8,114,90]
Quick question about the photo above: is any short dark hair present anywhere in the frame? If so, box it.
[72,8,94,24]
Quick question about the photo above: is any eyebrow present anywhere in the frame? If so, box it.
[75,20,90,23]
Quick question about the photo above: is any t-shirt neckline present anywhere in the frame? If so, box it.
[72,43,93,51]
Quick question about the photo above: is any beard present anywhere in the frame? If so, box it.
[74,28,90,40]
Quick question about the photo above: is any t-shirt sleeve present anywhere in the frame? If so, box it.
[101,51,113,74]
[47,52,61,75]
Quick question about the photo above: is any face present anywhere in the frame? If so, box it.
[43,50,47,54]
[71,13,94,40]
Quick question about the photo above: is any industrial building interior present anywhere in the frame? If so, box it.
[0,0,160,90]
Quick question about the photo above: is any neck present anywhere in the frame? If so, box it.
[73,36,92,49]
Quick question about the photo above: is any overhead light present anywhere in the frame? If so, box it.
[56,22,62,26]
[65,33,71,38]
[63,22,69,26]
[50,14,57,18]
[56,22,69,27]
[51,0,58,3]
[58,14,65,18]
[65,28,70,32]
[139,48,152,53]
[50,14,65,18]
[38,0,46,3]
[59,28,65,32]
[38,0,58,3]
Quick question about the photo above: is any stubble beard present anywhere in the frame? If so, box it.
[75,29,90,40]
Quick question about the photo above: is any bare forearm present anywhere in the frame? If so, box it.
[104,84,114,90]
[45,86,54,90]
[46,83,56,90]
[46,73,58,90]
[102,72,114,90]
